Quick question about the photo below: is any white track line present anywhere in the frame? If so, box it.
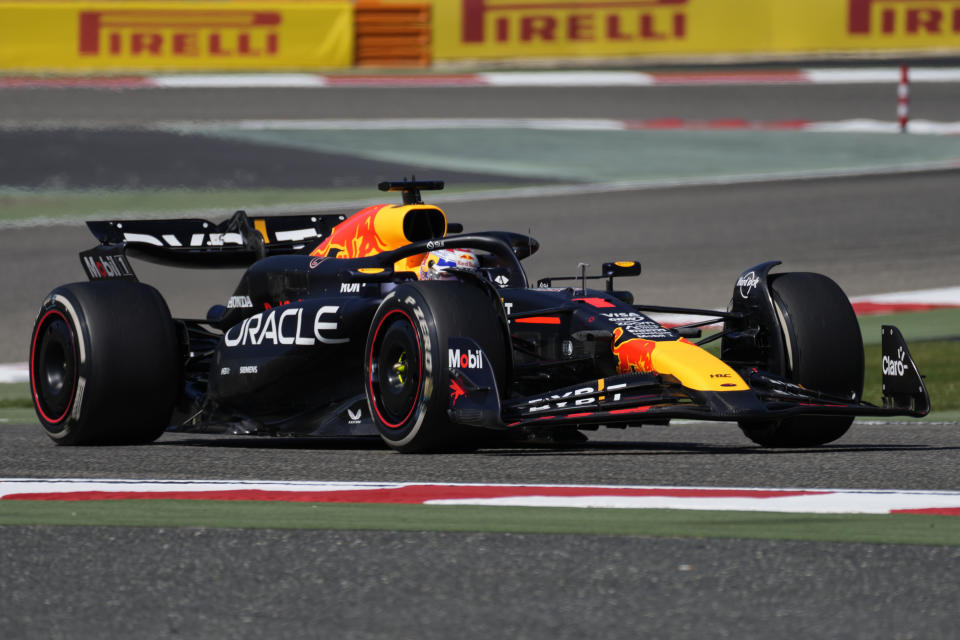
[159,117,960,134]
[163,118,630,132]
[479,70,655,86]
[152,73,329,88]
[425,493,960,513]
[850,286,960,306]
[809,118,960,135]
[0,362,27,384]
[804,67,960,84]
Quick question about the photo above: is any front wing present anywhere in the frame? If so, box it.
[447,325,931,430]
[494,371,927,430]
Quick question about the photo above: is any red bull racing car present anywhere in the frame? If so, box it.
[29,180,930,452]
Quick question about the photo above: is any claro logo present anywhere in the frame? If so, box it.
[78,10,281,57]
[882,346,911,376]
[848,0,960,35]
[461,0,687,44]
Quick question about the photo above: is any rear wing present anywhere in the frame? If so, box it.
[84,210,346,269]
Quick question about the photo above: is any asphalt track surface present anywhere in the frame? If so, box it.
[1,421,959,640]
[2,84,959,639]
[0,128,539,190]
[5,83,960,123]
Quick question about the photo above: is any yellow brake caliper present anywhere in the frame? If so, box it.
[393,351,407,385]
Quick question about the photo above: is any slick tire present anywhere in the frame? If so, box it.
[739,272,864,447]
[29,281,181,445]
[364,280,509,453]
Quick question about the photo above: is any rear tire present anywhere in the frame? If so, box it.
[365,280,509,453]
[29,281,181,445]
[739,272,863,447]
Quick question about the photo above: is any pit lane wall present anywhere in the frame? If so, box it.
[431,0,960,61]
[0,1,354,72]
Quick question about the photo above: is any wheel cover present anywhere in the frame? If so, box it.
[368,310,423,429]
[30,309,78,425]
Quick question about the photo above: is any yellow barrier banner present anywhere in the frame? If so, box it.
[0,2,354,71]
[432,0,960,60]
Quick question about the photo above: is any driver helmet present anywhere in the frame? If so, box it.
[418,249,480,280]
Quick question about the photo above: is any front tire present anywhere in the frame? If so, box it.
[30,281,181,445]
[739,272,864,447]
[364,280,509,452]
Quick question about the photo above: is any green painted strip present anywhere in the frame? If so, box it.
[0,382,29,407]
[859,308,960,345]
[0,408,37,424]
[1,500,957,545]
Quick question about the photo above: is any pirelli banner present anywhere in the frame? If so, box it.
[0,2,354,72]
[433,0,960,60]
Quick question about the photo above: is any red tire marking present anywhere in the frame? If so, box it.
[368,308,423,429]
[30,309,77,425]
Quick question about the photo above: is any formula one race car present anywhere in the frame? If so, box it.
[29,180,930,452]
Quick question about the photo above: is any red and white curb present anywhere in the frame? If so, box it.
[850,285,960,314]
[1,479,958,516]
[4,67,960,90]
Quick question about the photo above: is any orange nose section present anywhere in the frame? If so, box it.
[610,328,750,391]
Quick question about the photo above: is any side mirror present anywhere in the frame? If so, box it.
[602,261,641,278]
[602,261,641,293]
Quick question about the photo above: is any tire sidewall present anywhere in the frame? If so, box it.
[364,286,439,449]
[30,289,93,442]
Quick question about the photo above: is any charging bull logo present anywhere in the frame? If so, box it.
[311,205,390,258]
[611,327,657,373]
